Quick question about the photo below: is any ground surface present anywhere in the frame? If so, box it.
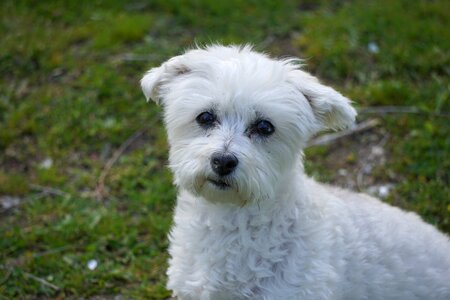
[0,0,449,299]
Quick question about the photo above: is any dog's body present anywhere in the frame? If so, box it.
[141,45,450,300]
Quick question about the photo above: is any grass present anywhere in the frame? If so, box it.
[0,0,448,298]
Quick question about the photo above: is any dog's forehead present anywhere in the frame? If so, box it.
[179,49,296,113]
[184,47,289,84]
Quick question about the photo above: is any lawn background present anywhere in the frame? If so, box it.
[0,0,449,299]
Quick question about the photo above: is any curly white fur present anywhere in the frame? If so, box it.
[141,45,450,300]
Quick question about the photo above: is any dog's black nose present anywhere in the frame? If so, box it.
[210,153,238,176]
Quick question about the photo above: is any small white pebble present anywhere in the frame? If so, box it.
[368,42,379,54]
[40,158,53,169]
[0,196,21,210]
[378,185,391,198]
[87,259,98,270]
[371,146,384,156]
[338,169,348,176]
[366,184,394,198]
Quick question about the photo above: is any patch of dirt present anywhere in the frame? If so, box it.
[307,126,397,198]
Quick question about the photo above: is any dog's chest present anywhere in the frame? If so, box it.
[168,201,305,297]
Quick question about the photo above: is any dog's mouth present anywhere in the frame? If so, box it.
[207,178,231,190]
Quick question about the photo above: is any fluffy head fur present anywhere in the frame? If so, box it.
[142,45,356,205]
[141,45,450,300]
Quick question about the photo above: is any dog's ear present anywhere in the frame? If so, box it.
[289,70,357,130]
[140,56,190,104]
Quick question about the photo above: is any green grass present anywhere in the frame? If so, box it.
[0,0,449,298]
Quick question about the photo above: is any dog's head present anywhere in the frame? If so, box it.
[141,45,356,205]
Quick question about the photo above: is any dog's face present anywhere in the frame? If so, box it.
[141,45,356,205]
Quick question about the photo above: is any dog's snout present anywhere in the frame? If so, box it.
[211,153,238,176]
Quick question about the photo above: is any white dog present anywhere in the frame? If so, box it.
[141,45,450,300]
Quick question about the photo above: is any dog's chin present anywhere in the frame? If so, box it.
[190,176,248,205]
[206,178,232,190]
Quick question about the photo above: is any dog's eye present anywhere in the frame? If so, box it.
[255,120,275,136]
[196,112,216,127]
